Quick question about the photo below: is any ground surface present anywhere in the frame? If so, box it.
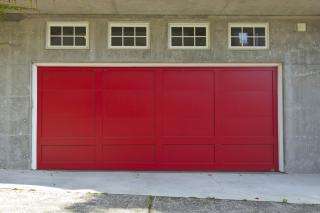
[0,188,320,213]
[1,170,320,204]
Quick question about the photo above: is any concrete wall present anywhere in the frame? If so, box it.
[0,15,319,173]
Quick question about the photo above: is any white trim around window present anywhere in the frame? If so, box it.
[108,22,150,49]
[46,21,89,49]
[168,23,210,49]
[228,23,269,50]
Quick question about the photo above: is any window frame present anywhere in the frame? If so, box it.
[228,23,269,50]
[46,21,90,49]
[108,22,150,49]
[168,23,210,50]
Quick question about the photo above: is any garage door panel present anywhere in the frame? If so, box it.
[102,93,154,137]
[218,117,274,136]
[42,118,96,137]
[163,91,211,116]
[219,136,276,145]
[42,91,95,117]
[215,68,275,138]
[39,68,96,138]
[102,69,154,90]
[162,118,212,137]
[102,71,155,138]
[162,70,213,137]
[215,69,273,91]
[40,68,95,90]
[102,91,154,117]
[39,138,95,145]
[162,70,212,90]
[41,145,96,163]
[102,145,155,162]
[161,145,213,162]
[102,138,155,144]
[215,144,274,163]
[216,92,273,116]
[160,137,213,144]
[214,163,275,172]
[103,118,154,138]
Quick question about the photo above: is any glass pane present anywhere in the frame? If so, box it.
[111,27,122,36]
[231,37,241,46]
[255,37,266,46]
[50,37,61,46]
[124,37,134,46]
[171,27,182,36]
[231,27,241,36]
[136,27,146,36]
[75,37,86,46]
[243,37,254,46]
[124,27,134,36]
[255,27,265,36]
[63,27,74,35]
[63,37,74,46]
[136,37,147,46]
[111,37,122,46]
[183,27,194,36]
[184,37,194,46]
[195,37,206,46]
[195,27,206,36]
[75,27,86,36]
[50,27,61,35]
[239,33,253,46]
[171,37,182,46]
[243,27,253,36]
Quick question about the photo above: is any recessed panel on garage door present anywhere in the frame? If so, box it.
[102,69,155,138]
[40,68,96,137]
[215,68,277,171]
[160,69,214,165]
[38,67,96,165]
[101,68,156,163]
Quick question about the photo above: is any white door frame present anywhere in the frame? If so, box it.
[31,62,284,172]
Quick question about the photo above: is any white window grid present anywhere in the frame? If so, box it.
[108,23,150,49]
[228,23,269,50]
[46,22,89,49]
[168,23,210,49]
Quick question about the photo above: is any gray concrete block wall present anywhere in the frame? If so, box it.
[0,15,319,173]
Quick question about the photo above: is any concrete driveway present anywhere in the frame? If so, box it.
[0,170,319,205]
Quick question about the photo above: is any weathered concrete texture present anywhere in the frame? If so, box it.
[9,0,320,16]
[0,15,320,173]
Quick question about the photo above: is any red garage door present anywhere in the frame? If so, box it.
[37,67,278,171]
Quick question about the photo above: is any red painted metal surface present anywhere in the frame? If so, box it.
[37,67,278,171]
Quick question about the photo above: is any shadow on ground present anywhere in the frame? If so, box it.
[65,193,151,212]
[65,193,320,213]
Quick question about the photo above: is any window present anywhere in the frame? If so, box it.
[228,23,269,49]
[108,23,150,49]
[168,23,209,49]
[46,22,89,49]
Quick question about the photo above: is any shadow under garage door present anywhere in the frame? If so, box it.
[37,66,278,171]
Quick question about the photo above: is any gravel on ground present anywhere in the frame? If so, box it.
[0,188,319,213]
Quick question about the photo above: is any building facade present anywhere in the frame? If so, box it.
[0,0,320,173]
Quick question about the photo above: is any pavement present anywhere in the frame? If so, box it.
[1,190,320,213]
[0,170,319,205]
